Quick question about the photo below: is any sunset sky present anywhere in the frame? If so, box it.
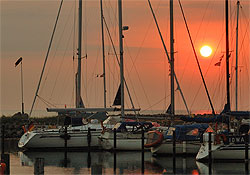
[1,0,250,117]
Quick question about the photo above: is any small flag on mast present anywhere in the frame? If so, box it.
[214,61,221,66]
[15,57,22,67]
[214,54,224,66]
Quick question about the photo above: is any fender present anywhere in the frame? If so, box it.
[144,130,164,148]
[215,134,227,144]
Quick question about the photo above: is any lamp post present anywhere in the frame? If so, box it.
[15,57,24,114]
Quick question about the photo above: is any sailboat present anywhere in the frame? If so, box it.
[97,0,156,151]
[18,0,130,150]
[196,0,250,160]
[144,0,231,155]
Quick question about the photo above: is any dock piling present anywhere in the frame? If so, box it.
[87,127,91,151]
[113,128,116,174]
[245,134,249,174]
[173,130,176,174]
[113,128,117,150]
[208,132,212,175]
[141,129,144,174]
[87,152,91,168]
[34,158,44,175]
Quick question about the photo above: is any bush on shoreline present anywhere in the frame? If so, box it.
[1,112,63,138]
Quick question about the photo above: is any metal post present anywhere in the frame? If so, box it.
[34,158,44,175]
[64,151,67,168]
[100,0,107,108]
[141,130,144,174]
[113,128,116,174]
[76,0,83,108]
[235,1,240,111]
[173,130,176,174]
[87,127,91,151]
[170,0,175,120]
[87,152,91,168]
[225,0,231,112]
[64,126,68,150]
[113,128,117,150]
[113,128,117,174]
[209,132,212,175]
[64,126,68,167]
[118,0,125,118]
[245,134,249,174]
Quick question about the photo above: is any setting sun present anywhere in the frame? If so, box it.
[200,45,212,57]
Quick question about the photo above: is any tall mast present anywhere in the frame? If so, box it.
[100,0,107,108]
[76,0,83,108]
[170,0,175,118]
[225,0,231,111]
[235,1,240,111]
[118,0,125,117]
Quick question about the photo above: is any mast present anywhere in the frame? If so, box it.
[170,0,175,118]
[147,0,190,115]
[118,0,125,118]
[100,0,107,108]
[225,0,231,111]
[76,0,84,108]
[235,1,240,111]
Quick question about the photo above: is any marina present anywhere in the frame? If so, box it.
[1,0,250,174]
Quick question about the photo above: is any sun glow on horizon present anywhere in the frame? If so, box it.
[200,45,212,57]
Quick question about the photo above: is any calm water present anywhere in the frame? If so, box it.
[1,140,249,175]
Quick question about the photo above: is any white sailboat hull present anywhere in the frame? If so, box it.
[18,125,105,149]
[151,140,201,154]
[196,142,250,160]
[99,132,149,151]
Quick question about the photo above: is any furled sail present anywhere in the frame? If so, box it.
[166,104,171,114]
[113,84,121,106]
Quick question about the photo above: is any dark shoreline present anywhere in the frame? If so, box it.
[1,112,61,139]
[1,112,215,139]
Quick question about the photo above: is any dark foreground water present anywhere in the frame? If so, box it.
[1,140,249,175]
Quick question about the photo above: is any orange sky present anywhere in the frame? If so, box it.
[1,0,250,116]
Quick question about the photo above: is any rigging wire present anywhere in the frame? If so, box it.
[123,40,142,109]
[178,0,214,112]
[178,0,215,115]
[125,1,163,112]
[147,0,190,115]
[37,95,57,108]
[57,26,75,105]
[179,0,212,83]
[141,94,170,113]
[30,0,64,116]
[239,7,250,82]
[103,17,137,112]
[71,0,77,108]
[49,3,75,102]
